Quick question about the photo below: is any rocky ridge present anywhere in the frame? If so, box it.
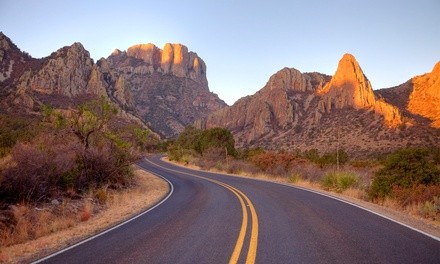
[377,62,440,128]
[0,32,226,137]
[198,53,440,155]
[316,54,402,127]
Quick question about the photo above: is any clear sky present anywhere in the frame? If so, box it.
[1,0,439,105]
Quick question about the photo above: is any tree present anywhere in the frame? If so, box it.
[198,127,236,156]
[70,97,118,150]
[176,125,203,151]
[171,126,237,157]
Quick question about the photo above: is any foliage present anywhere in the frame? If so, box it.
[250,151,299,174]
[419,197,439,219]
[302,149,349,167]
[0,98,138,205]
[369,148,440,200]
[69,97,118,150]
[171,126,237,157]
[238,147,265,160]
[289,173,302,183]
[321,171,359,192]
[175,126,203,151]
[198,127,236,156]
[0,114,36,157]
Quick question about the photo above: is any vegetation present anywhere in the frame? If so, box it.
[321,171,359,193]
[0,114,37,157]
[0,97,154,205]
[168,126,236,162]
[0,98,161,249]
[169,131,440,221]
[369,148,440,207]
[302,148,349,167]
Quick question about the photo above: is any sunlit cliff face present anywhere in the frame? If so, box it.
[318,53,375,108]
[408,62,440,127]
[124,43,207,86]
[317,53,402,127]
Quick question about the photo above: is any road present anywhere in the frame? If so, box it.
[36,155,440,264]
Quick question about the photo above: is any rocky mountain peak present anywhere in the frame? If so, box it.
[318,53,375,109]
[315,53,401,126]
[0,32,13,52]
[13,42,95,98]
[122,43,208,87]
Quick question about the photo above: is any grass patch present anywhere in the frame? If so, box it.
[289,173,302,183]
[321,171,359,193]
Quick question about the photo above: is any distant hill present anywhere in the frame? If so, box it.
[0,32,226,137]
[197,54,440,156]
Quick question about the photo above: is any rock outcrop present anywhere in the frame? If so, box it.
[199,68,330,142]
[376,61,440,128]
[407,62,440,127]
[317,54,402,126]
[21,43,95,96]
[0,33,225,137]
[105,43,225,137]
[0,32,42,96]
[199,54,439,155]
[124,43,208,87]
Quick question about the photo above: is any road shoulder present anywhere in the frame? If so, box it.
[163,157,440,240]
[0,164,170,263]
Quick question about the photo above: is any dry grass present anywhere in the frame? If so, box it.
[0,166,169,263]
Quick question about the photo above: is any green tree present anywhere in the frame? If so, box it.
[171,126,236,157]
[70,97,118,150]
[198,127,236,156]
[176,125,203,151]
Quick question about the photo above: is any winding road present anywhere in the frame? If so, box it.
[36,155,440,264]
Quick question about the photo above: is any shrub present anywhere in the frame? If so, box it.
[0,142,68,204]
[289,173,302,183]
[173,126,237,157]
[369,148,440,200]
[321,171,359,193]
[0,114,36,157]
[250,151,299,175]
[301,149,349,168]
[419,197,439,219]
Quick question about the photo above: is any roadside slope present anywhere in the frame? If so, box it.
[0,166,170,263]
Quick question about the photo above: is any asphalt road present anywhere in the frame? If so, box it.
[36,155,440,264]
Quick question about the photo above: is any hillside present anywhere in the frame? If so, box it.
[197,54,440,156]
[376,62,440,128]
[0,32,226,137]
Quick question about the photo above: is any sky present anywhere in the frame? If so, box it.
[1,0,439,105]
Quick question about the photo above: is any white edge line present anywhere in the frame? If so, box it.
[278,183,440,242]
[32,166,174,264]
[162,157,440,242]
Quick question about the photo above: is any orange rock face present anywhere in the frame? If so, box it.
[126,43,207,87]
[408,62,440,127]
[318,53,402,126]
[198,53,439,155]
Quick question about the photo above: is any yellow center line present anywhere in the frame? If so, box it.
[144,158,259,264]
[232,187,259,264]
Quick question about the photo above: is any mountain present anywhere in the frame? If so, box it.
[376,62,440,128]
[198,54,440,156]
[0,32,226,137]
[104,43,226,136]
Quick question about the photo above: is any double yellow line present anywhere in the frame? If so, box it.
[145,158,259,264]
